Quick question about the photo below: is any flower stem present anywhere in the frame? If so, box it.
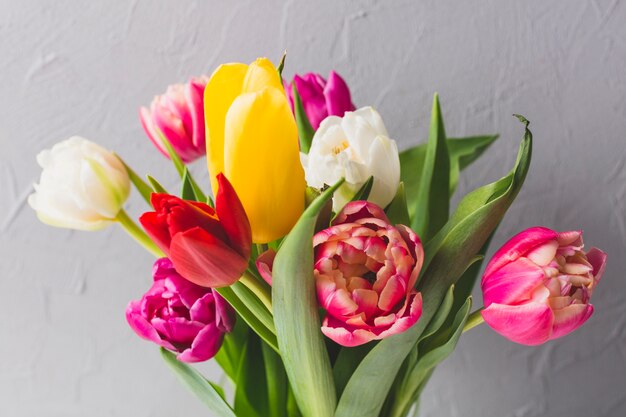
[240,271,273,312]
[115,209,164,258]
[463,307,485,333]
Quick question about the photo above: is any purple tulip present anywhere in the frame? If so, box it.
[285,71,355,129]
[126,258,235,362]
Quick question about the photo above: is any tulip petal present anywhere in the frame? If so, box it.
[324,71,355,119]
[224,86,305,242]
[204,62,248,194]
[139,211,172,254]
[170,227,247,287]
[551,303,594,340]
[242,57,284,94]
[482,302,554,345]
[482,257,547,306]
[177,323,225,363]
[586,247,607,282]
[215,173,252,258]
[483,227,558,280]
[256,249,276,285]
[333,201,390,225]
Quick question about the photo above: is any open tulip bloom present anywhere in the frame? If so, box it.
[29,55,610,417]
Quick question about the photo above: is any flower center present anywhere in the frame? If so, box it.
[332,140,350,155]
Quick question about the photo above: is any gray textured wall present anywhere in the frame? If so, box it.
[1,1,625,416]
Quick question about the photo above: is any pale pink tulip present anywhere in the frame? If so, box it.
[481,227,607,345]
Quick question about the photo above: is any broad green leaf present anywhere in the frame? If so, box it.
[234,332,269,417]
[216,286,279,353]
[272,180,344,417]
[160,348,236,417]
[389,297,472,417]
[334,116,532,417]
[292,84,315,154]
[214,317,248,381]
[116,154,152,204]
[351,176,374,202]
[410,93,450,241]
[332,344,373,398]
[385,182,411,225]
[147,175,168,194]
[262,341,289,417]
[400,134,499,218]
[419,284,455,343]
[230,281,275,339]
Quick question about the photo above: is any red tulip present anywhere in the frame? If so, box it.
[139,174,251,287]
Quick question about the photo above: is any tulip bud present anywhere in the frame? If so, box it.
[126,258,235,363]
[315,201,423,346]
[284,71,355,129]
[481,227,607,345]
[204,58,305,243]
[300,107,401,211]
[139,174,251,288]
[140,77,208,163]
[28,136,130,231]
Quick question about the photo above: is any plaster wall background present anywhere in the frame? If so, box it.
[1,1,625,416]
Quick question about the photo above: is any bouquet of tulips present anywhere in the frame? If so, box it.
[29,56,607,417]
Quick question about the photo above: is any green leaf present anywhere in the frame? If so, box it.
[448,134,499,194]
[385,182,411,225]
[216,286,279,353]
[332,344,373,398]
[158,128,207,201]
[292,84,315,154]
[334,116,532,417]
[389,297,472,417]
[147,175,169,194]
[272,180,344,417]
[214,317,248,381]
[419,284,455,343]
[116,154,153,204]
[160,348,236,417]
[410,93,450,241]
[351,176,374,202]
[230,280,276,338]
[400,134,499,218]
[262,341,289,417]
[181,167,198,201]
[234,332,269,417]
[277,51,287,77]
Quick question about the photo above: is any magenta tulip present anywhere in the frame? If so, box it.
[313,201,423,347]
[126,258,235,362]
[284,71,355,129]
[481,227,607,345]
[140,76,208,162]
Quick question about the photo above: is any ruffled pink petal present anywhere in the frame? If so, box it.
[177,323,225,363]
[586,247,607,282]
[378,275,406,312]
[333,201,389,225]
[189,293,216,324]
[482,257,547,306]
[483,227,558,280]
[321,316,377,347]
[126,300,174,349]
[482,302,554,346]
[550,303,594,340]
[213,291,236,333]
[375,292,422,339]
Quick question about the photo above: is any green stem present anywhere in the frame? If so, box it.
[240,271,272,312]
[115,209,164,258]
[462,308,485,333]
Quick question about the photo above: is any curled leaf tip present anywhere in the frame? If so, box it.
[513,114,529,126]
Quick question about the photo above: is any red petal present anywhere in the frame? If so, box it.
[215,173,252,258]
[170,227,247,288]
[139,211,172,254]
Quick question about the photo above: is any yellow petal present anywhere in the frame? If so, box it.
[224,86,305,243]
[242,58,283,94]
[204,62,248,194]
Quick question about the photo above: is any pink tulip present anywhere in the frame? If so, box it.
[284,71,355,129]
[126,258,235,362]
[481,227,607,345]
[313,201,423,347]
[140,77,208,163]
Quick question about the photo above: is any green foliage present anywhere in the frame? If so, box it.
[292,83,315,154]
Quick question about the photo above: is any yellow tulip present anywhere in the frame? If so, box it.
[204,58,305,243]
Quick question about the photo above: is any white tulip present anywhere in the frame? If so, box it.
[28,136,130,231]
[300,106,400,210]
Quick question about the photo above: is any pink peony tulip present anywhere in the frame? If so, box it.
[284,71,355,130]
[313,201,423,347]
[126,258,235,362]
[481,227,607,345]
[140,77,208,163]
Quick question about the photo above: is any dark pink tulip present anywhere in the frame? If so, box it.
[126,258,235,362]
[284,71,355,129]
[481,227,607,345]
[313,201,423,347]
[140,76,208,163]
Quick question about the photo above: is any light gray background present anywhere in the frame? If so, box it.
[1,1,625,416]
